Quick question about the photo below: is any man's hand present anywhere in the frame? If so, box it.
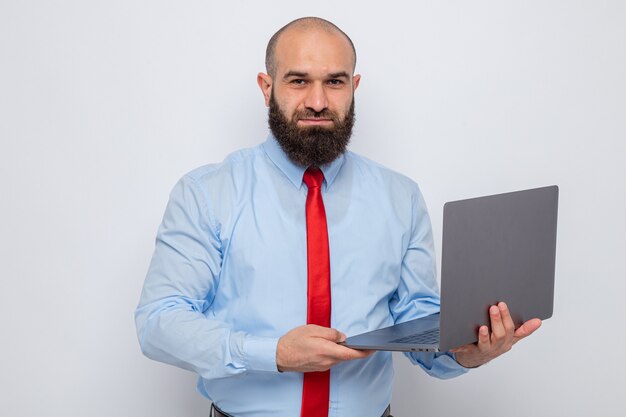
[451,302,542,368]
[276,325,374,372]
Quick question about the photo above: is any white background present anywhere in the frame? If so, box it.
[1,1,625,416]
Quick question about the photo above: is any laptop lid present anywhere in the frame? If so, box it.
[342,185,559,352]
[438,185,558,350]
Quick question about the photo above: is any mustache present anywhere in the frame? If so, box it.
[292,108,340,123]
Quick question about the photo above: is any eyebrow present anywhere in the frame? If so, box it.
[328,71,350,79]
[283,71,308,80]
[282,70,351,80]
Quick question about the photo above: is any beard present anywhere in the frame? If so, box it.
[268,93,355,167]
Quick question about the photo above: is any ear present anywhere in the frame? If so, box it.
[352,74,361,92]
[257,72,273,107]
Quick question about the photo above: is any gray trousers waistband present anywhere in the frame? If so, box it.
[211,403,393,417]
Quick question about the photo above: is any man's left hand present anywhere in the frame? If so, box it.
[451,302,542,368]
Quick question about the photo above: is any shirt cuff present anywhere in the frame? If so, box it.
[242,334,280,373]
[405,350,469,379]
[440,351,471,372]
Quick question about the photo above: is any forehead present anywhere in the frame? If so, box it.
[274,28,355,76]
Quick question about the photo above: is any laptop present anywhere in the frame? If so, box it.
[342,185,559,352]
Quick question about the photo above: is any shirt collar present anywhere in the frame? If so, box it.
[262,133,346,189]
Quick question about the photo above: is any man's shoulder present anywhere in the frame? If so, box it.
[344,150,421,194]
[183,143,264,184]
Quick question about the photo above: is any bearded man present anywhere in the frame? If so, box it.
[135,17,539,417]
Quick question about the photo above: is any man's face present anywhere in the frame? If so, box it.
[258,28,361,167]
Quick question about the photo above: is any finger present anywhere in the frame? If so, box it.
[489,305,506,341]
[498,302,515,335]
[477,325,491,353]
[336,345,374,361]
[308,326,346,343]
[333,330,347,343]
[513,318,542,343]
[322,343,373,363]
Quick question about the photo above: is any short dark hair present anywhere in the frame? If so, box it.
[265,17,357,78]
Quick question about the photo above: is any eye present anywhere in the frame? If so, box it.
[290,79,307,86]
[327,79,345,87]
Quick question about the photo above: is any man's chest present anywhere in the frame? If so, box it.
[208,188,412,333]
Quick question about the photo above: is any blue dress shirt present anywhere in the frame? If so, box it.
[135,135,468,417]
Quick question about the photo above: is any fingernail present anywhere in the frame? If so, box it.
[490,306,499,314]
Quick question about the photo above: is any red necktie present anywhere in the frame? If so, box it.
[301,168,331,417]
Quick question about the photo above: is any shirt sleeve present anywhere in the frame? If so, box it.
[134,175,279,379]
[389,183,469,379]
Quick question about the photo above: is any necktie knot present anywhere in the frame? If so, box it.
[303,168,324,189]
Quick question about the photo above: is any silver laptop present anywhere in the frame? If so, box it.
[342,185,559,352]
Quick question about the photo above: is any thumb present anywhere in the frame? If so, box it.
[513,318,542,343]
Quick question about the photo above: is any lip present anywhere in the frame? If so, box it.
[297,118,334,126]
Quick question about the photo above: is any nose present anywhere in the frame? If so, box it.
[303,82,328,113]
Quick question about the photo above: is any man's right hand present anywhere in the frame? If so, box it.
[276,325,373,373]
